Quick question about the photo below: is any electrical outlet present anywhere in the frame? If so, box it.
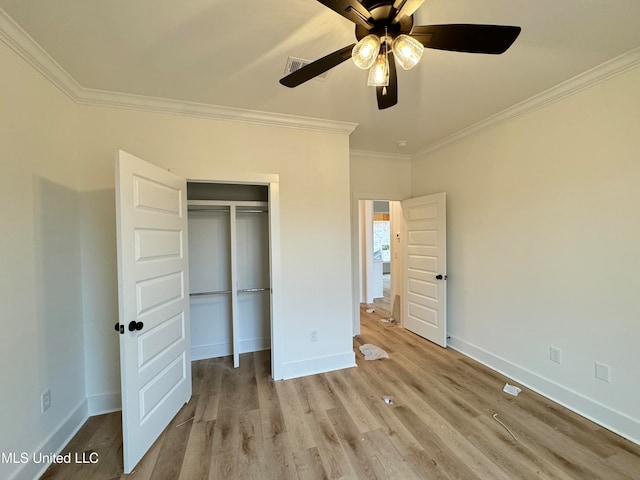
[310,330,318,342]
[595,362,610,383]
[549,346,562,364]
[42,389,51,413]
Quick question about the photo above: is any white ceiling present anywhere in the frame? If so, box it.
[3,0,640,154]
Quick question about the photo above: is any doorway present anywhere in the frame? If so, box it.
[356,199,402,327]
[186,182,271,369]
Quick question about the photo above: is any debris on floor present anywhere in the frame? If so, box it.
[359,343,389,360]
[382,395,394,405]
[493,413,518,441]
[379,317,399,327]
[365,308,375,314]
[503,383,522,396]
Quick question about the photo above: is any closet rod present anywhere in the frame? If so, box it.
[238,287,271,293]
[190,290,232,297]
[187,208,268,213]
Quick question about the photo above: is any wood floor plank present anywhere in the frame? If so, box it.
[148,397,198,480]
[211,406,240,455]
[392,404,483,480]
[275,378,318,451]
[293,447,330,480]
[261,431,299,480]
[362,429,420,480]
[325,401,380,480]
[324,370,383,434]
[290,387,357,480]
[255,351,287,439]
[178,419,215,480]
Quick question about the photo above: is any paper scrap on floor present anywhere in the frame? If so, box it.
[503,383,522,396]
[359,343,389,360]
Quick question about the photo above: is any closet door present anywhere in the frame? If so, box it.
[236,207,271,355]
[188,208,232,360]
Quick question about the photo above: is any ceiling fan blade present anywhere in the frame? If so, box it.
[377,52,398,110]
[280,44,356,88]
[391,0,426,24]
[316,0,374,29]
[411,24,521,54]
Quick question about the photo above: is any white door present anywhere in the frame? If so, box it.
[402,193,447,347]
[115,150,192,473]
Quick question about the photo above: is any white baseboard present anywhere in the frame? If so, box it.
[87,392,121,416]
[281,351,357,380]
[10,400,89,480]
[448,335,640,446]
[191,337,270,361]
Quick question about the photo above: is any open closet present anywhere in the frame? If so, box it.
[186,182,271,368]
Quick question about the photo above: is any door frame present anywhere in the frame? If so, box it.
[183,172,283,380]
[350,191,406,336]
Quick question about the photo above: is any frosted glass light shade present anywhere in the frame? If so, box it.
[352,34,381,69]
[367,53,389,86]
[392,34,424,70]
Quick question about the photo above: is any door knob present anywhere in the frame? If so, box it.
[435,274,447,280]
[128,321,144,332]
[114,322,124,334]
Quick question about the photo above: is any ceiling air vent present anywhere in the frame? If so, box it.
[284,56,329,81]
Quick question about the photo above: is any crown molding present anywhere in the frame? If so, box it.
[0,7,357,136]
[77,88,357,135]
[349,149,411,161]
[0,8,82,100]
[414,45,640,159]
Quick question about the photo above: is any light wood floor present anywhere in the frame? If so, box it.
[42,308,640,479]
[371,274,392,314]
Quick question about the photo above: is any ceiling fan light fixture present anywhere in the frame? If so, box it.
[367,53,389,87]
[352,34,381,69]
[392,34,424,70]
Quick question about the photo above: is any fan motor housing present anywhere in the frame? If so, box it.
[355,13,414,41]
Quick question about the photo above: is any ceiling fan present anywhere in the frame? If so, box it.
[279,0,521,109]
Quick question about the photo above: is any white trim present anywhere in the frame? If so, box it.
[449,336,640,446]
[191,338,271,362]
[77,88,358,135]
[9,400,89,480]
[0,8,81,101]
[0,7,356,136]
[415,46,640,157]
[350,149,411,161]
[87,393,122,416]
[281,352,356,380]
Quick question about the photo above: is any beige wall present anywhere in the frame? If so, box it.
[0,40,86,480]
[411,65,640,442]
[350,151,412,199]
